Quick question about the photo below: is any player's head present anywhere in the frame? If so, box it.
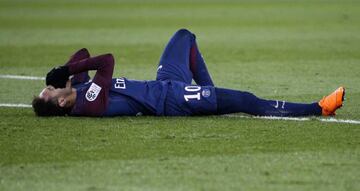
[32,81,74,116]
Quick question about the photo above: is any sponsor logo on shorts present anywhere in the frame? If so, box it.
[201,89,211,98]
[86,83,102,102]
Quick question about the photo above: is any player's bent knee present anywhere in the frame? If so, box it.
[174,28,193,37]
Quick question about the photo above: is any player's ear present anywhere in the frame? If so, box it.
[58,97,67,108]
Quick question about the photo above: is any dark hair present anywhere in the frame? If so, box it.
[32,96,71,116]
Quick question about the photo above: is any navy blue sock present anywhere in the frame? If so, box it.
[215,88,322,117]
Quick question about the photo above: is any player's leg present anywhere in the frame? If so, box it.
[215,87,345,117]
[163,82,217,116]
[156,29,214,86]
[190,38,214,86]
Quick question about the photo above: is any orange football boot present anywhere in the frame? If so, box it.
[318,87,345,116]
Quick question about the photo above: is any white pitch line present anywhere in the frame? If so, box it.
[319,118,360,124]
[255,116,310,121]
[0,74,359,125]
[0,74,44,80]
[224,114,360,125]
[0,103,359,124]
[0,103,32,108]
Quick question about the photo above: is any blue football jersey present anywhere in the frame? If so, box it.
[70,78,168,116]
[65,50,217,117]
[104,78,168,116]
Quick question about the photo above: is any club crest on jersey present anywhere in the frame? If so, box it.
[202,89,211,98]
[86,83,102,102]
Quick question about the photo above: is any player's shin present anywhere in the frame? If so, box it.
[215,88,322,117]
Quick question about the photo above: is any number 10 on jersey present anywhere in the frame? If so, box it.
[184,86,201,101]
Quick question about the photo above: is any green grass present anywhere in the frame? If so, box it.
[0,0,360,190]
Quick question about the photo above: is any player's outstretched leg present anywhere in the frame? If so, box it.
[156,29,214,86]
[215,87,345,117]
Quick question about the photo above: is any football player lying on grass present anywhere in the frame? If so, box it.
[32,29,345,117]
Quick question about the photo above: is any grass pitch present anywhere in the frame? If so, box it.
[1,0,360,190]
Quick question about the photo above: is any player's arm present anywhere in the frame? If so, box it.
[46,48,90,88]
[66,48,90,64]
[47,54,115,116]
[67,54,115,116]
[65,48,91,85]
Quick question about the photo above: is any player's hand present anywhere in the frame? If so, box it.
[46,66,70,88]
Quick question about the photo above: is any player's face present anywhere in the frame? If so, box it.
[39,80,72,103]
[39,86,63,103]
